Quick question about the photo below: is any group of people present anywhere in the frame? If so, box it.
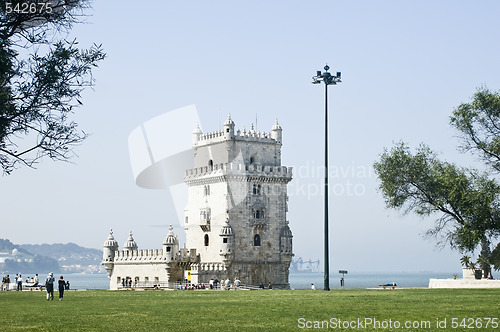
[44,272,68,301]
[178,277,243,290]
[1,273,70,297]
[179,283,208,290]
[1,275,11,291]
[209,277,241,290]
[121,278,133,288]
[1,274,40,291]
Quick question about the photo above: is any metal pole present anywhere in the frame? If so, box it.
[324,81,330,291]
[312,65,340,292]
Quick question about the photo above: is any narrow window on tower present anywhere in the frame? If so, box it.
[223,238,228,244]
[254,234,261,247]
[204,234,209,246]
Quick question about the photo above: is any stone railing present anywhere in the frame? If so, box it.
[184,162,293,179]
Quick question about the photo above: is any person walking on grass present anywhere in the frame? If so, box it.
[58,276,65,301]
[45,272,55,300]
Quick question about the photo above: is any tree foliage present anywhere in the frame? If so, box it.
[0,0,105,174]
[374,89,500,270]
[374,143,500,252]
[451,88,500,173]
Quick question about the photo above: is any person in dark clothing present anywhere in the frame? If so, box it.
[17,274,22,291]
[58,276,65,301]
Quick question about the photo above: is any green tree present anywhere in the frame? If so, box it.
[374,89,500,271]
[0,0,105,174]
[451,88,500,172]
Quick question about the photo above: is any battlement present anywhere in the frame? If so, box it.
[114,249,166,262]
[190,262,228,273]
[184,162,293,180]
[195,128,277,147]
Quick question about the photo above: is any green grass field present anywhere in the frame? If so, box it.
[0,288,499,331]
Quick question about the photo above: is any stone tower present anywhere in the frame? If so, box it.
[102,230,119,277]
[184,115,293,288]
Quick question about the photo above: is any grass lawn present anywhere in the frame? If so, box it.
[0,288,499,331]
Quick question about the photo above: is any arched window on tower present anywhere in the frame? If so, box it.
[252,184,261,195]
[254,234,261,247]
[208,159,213,167]
[204,185,211,196]
[204,234,209,247]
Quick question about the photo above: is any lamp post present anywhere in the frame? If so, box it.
[312,64,341,291]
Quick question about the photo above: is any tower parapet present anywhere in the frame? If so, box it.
[184,162,293,181]
[194,120,281,148]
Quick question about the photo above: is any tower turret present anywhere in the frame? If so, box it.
[163,224,179,261]
[280,225,293,255]
[223,114,235,139]
[219,220,235,263]
[123,231,138,251]
[102,229,119,278]
[193,123,203,145]
[271,119,282,144]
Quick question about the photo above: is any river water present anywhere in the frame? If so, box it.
[52,271,457,290]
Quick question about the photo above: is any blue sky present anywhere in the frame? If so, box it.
[2,0,500,273]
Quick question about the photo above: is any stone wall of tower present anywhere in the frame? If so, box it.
[184,173,230,263]
[184,117,293,288]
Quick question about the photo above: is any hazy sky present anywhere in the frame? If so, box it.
[2,0,500,273]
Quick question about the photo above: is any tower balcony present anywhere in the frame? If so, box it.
[200,219,211,232]
[252,219,267,229]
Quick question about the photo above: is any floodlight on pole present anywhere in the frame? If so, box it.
[311,64,341,291]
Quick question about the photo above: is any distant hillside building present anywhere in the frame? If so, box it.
[102,116,293,289]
